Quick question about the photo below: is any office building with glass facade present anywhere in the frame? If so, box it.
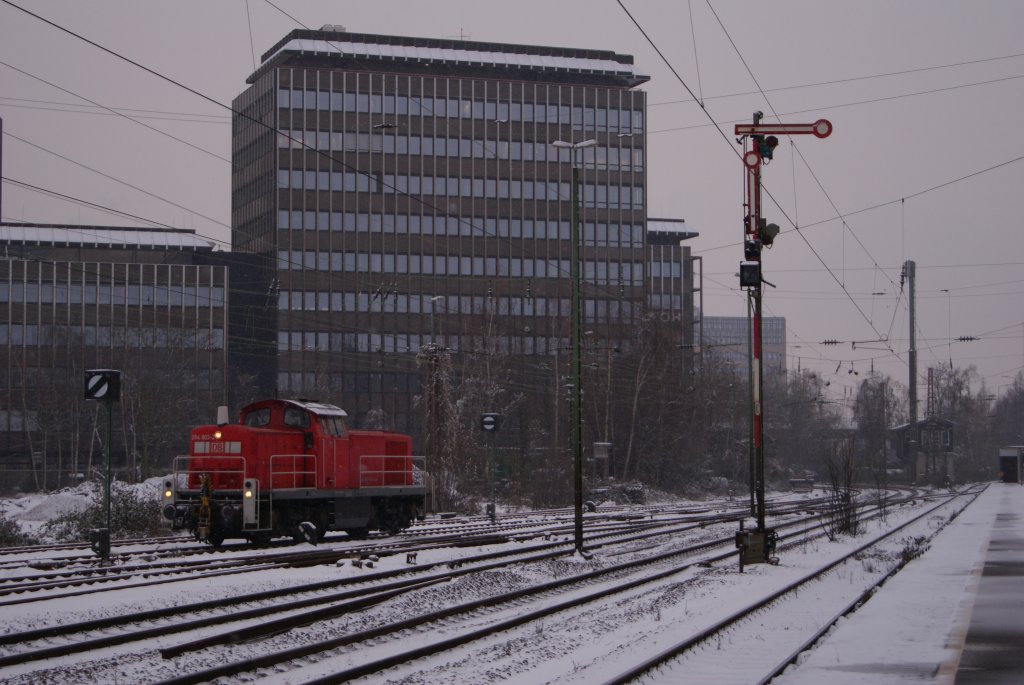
[232,28,650,436]
[0,223,229,489]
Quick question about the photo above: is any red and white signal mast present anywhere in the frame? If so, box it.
[734,112,832,567]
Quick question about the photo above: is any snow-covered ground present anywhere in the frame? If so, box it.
[0,477,165,540]
[777,483,1020,685]
[0,484,1014,684]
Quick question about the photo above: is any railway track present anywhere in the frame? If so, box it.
[599,485,984,684]
[0,486,930,684]
[0,490,893,610]
[0,499,832,673]
[150,490,965,685]
[0,497,789,602]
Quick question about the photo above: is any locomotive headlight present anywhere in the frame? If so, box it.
[162,479,174,500]
[164,488,173,499]
[214,430,222,440]
[244,488,253,499]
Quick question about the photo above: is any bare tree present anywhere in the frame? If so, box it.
[415,343,464,511]
[824,440,860,539]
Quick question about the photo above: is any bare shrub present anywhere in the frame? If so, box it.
[0,512,37,547]
[41,481,164,541]
[824,442,861,539]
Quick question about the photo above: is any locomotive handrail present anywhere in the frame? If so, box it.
[171,455,246,491]
[269,453,317,490]
[358,454,426,488]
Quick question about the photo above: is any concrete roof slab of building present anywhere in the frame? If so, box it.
[647,218,699,245]
[0,222,215,251]
[249,28,649,87]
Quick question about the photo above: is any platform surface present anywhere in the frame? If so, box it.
[775,483,1024,685]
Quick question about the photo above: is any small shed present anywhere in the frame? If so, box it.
[890,416,955,479]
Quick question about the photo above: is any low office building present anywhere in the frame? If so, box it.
[0,223,229,490]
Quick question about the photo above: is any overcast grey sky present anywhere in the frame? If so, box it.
[2,0,1023,405]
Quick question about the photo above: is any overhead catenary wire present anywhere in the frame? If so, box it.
[702,0,900,358]
[1,176,181,230]
[3,0,1016,389]
[676,152,1024,260]
[617,0,884,390]
[0,97,232,124]
[0,59,231,164]
[2,130,233,242]
[686,0,704,107]
[243,0,258,72]
[648,72,1024,136]
[647,49,1024,108]
[639,0,1024,382]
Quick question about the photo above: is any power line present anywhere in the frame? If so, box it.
[615,0,858,372]
[649,73,1024,136]
[0,59,231,163]
[0,95,230,120]
[648,50,1024,108]
[0,98,231,124]
[686,148,1024,261]
[244,0,257,72]
[1,0,646,307]
[2,176,179,229]
[697,0,900,362]
[3,130,233,240]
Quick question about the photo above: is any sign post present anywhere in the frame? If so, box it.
[735,113,832,564]
[84,369,121,562]
[480,413,501,522]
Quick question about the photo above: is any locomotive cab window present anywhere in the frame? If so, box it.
[284,407,311,428]
[319,415,348,437]
[243,408,271,427]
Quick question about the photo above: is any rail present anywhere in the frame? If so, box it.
[171,455,246,491]
[269,453,317,489]
[358,455,426,488]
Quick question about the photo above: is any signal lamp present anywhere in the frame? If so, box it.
[757,135,779,160]
[744,239,762,260]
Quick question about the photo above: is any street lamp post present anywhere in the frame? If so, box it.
[429,295,444,342]
[552,138,596,556]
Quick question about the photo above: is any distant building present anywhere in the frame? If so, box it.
[646,218,699,368]
[232,27,650,435]
[698,314,787,375]
[0,223,229,489]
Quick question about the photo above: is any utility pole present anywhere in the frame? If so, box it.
[733,113,832,566]
[552,138,597,557]
[903,260,918,478]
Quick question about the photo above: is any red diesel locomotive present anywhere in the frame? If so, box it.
[162,398,426,545]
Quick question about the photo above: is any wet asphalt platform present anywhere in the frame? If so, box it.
[954,483,1024,683]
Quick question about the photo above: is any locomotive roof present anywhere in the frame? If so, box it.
[244,398,348,417]
[284,398,348,417]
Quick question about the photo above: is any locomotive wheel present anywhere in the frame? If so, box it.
[207,531,225,547]
[380,508,410,535]
[346,527,369,539]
